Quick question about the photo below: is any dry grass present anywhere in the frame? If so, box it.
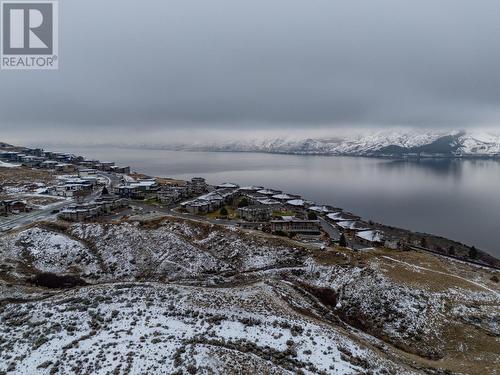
[436,321,500,375]
[0,166,57,183]
[155,177,187,186]
[311,246,500,375]
[206,205,237,219]
[373,249,500,293]
[313,245,499,294]
[312,248,351,266]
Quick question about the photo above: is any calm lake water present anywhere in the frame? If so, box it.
[53,146,500,257]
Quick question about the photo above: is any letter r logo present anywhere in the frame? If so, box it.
[2,2,53,55]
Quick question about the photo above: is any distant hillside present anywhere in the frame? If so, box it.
[375,133,464,157]
[162,130,500,158]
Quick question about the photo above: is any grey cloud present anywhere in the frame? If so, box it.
[1,0,500,143]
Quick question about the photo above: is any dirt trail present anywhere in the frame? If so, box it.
[382,256,500,297]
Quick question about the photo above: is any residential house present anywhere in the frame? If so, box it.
[79,176,99,187]
[117,185,142,199]
[52,178,94,197]
[42,151,56,159]
[79,169,98,177]
[58,203,100,221]
[78,160,99,168]
[40,160,59,169]
[1,151,20,161]
[237,205,272,222]
[326,212,360,222]
[271,193,299,202]
[28,148,44,157]
[239,192,263,205]
[188,177,208,195]
[99,162,115,171]
[117,179,159,199]
[157,186,188,205]
[308,205,334,214]
[21,156,45,167]
[355,230,385,247]
[15,153,27,162]
[384,238,401,250]
[94,190,128,213]
[336,220,369,234]
[109,165,131,174]
[286,199,307,209]
[181,188,237,214]
[216,182,239,189]
[157,189,180,205]
[181,200,210,215]
[55,163,77,173]
[9,200,26,213]
[0,200,30,215]
[238,186,263,194]
[59,189,127,221]
[256,189,281,197]
[255,198,283,211]
[270,216,321,236]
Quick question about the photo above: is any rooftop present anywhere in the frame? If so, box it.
[272,193,296,200]
[356,230,385,243]
[216,182,239,189]
[286,199,306,206]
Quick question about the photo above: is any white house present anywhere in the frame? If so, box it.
[355,230,385,246]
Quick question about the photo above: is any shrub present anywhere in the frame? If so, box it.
[237,198,249,208]
[219,207,228,216]
[339,234,347,247]
[30,273,87,289]
[307,211,317,220]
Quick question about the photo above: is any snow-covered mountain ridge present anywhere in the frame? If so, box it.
[168,130,500,157]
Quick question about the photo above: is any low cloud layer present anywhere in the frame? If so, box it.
[1,0,500,144]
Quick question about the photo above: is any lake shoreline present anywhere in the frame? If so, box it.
[34,143,500,160]
[37,146,500,259]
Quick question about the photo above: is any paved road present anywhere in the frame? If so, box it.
[0,199,71,232]
[0,171,120,234]
[96,171,119,189]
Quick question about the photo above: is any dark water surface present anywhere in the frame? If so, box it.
[53,146,500,257]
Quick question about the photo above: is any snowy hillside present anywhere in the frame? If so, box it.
[1,218,499,374]
[458,131,500,155]
[168,130,500,157]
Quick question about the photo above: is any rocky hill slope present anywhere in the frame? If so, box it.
[0,217,498,374]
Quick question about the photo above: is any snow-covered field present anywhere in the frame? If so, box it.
[0,218,499,374]
[0,282,414,375]
[0,219,306,284]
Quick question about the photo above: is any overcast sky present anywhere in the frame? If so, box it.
[1,0,500,144]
